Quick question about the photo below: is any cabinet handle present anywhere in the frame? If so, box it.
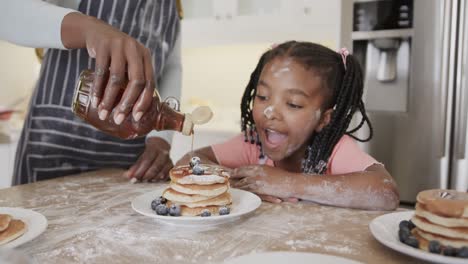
[437,0,452,158]
[455,0,468,159]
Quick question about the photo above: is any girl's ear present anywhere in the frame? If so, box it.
[315,108,333,132]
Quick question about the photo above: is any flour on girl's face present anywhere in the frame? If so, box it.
[283,108,322,157]
[270,60,292,78]
[263,106,275,119]
[315,109,322,121]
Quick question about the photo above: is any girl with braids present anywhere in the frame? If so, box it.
[177,41,399,210]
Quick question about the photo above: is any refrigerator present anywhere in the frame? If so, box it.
[340,0,468,203]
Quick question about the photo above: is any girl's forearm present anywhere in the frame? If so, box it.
[293,169,399,210]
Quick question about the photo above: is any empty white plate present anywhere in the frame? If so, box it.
[224,252,362,264]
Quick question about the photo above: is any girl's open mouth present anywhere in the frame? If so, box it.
[264,128,288,148]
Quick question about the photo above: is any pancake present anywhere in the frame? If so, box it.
[160,162,233,217]
[0,219,27,246]
[411,215,468,240]
[166,202,229,217]
[170,182,229,197]
[177,174,227,185]
[417,189,468,218]
[413,227,468,248]
[415,203,468,228]
[168,192,232,208]
[0,214,11,232]
[162,188,218,203]
[411,228,431,252]
[169,165,229,185]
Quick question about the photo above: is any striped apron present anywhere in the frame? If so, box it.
[13,0,180,185]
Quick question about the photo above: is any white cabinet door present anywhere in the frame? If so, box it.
[213,0,238,19]
[0,143,11,188]
[181,0,341,49]
[0,139,18,188]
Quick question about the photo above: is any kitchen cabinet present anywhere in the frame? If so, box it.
[181,0,341,48]
[0,136,18,188]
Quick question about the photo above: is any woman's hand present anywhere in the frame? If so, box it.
[124,137,173,182]
[231,165,299,203]
[61,12,155,124]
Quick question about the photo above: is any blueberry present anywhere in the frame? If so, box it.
[155,204,168,215]
[428,240,442,254]
[408,220,416,230]
[219,206,230,215]
[192,165,204,175]
[169,204,181,216]
[189,156,201,168]
[443,246,457,256]
[398,227,410,243]
[399,220,410,230]
[151,196,167,210]
[151,200,159,211]
[156,196,168,205]
[404,236,419,248]
[200,209,211,217]
[457,247,468,258]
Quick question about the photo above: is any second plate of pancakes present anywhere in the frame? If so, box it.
[0,207,48,249]
[131,187,261,226]
[369,211,468,264]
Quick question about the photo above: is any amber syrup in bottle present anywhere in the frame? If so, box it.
[72,70,194,139]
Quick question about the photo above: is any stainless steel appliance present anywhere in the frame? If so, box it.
[340,0,468,203]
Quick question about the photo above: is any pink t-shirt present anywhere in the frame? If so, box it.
[211,134,379,174]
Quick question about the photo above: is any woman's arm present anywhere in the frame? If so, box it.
[232,164,400,211]
[1,0,76,49]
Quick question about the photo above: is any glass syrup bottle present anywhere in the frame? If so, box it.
[72,70,211,139]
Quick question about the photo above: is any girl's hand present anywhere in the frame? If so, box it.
[231,165,299,203]
[62,12,155,124]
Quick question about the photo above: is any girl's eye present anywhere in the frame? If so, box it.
[287,102,303,109]
[256,95,267,101]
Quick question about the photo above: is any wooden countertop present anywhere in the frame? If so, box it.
[0,169,422,263]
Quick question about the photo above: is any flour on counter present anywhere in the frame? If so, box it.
[0,170,401,264]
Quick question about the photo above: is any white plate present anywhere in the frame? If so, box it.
[369,211,467,264]
[0,207,48,249]
[224,252,362,264]
[131,188,261,225]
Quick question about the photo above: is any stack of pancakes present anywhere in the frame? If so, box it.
[411,189,468,251]
[162,164,232,216]
[0,214,27,245]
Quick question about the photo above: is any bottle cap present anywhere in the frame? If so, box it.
[182,113,194,136]
[191,106,213,125]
